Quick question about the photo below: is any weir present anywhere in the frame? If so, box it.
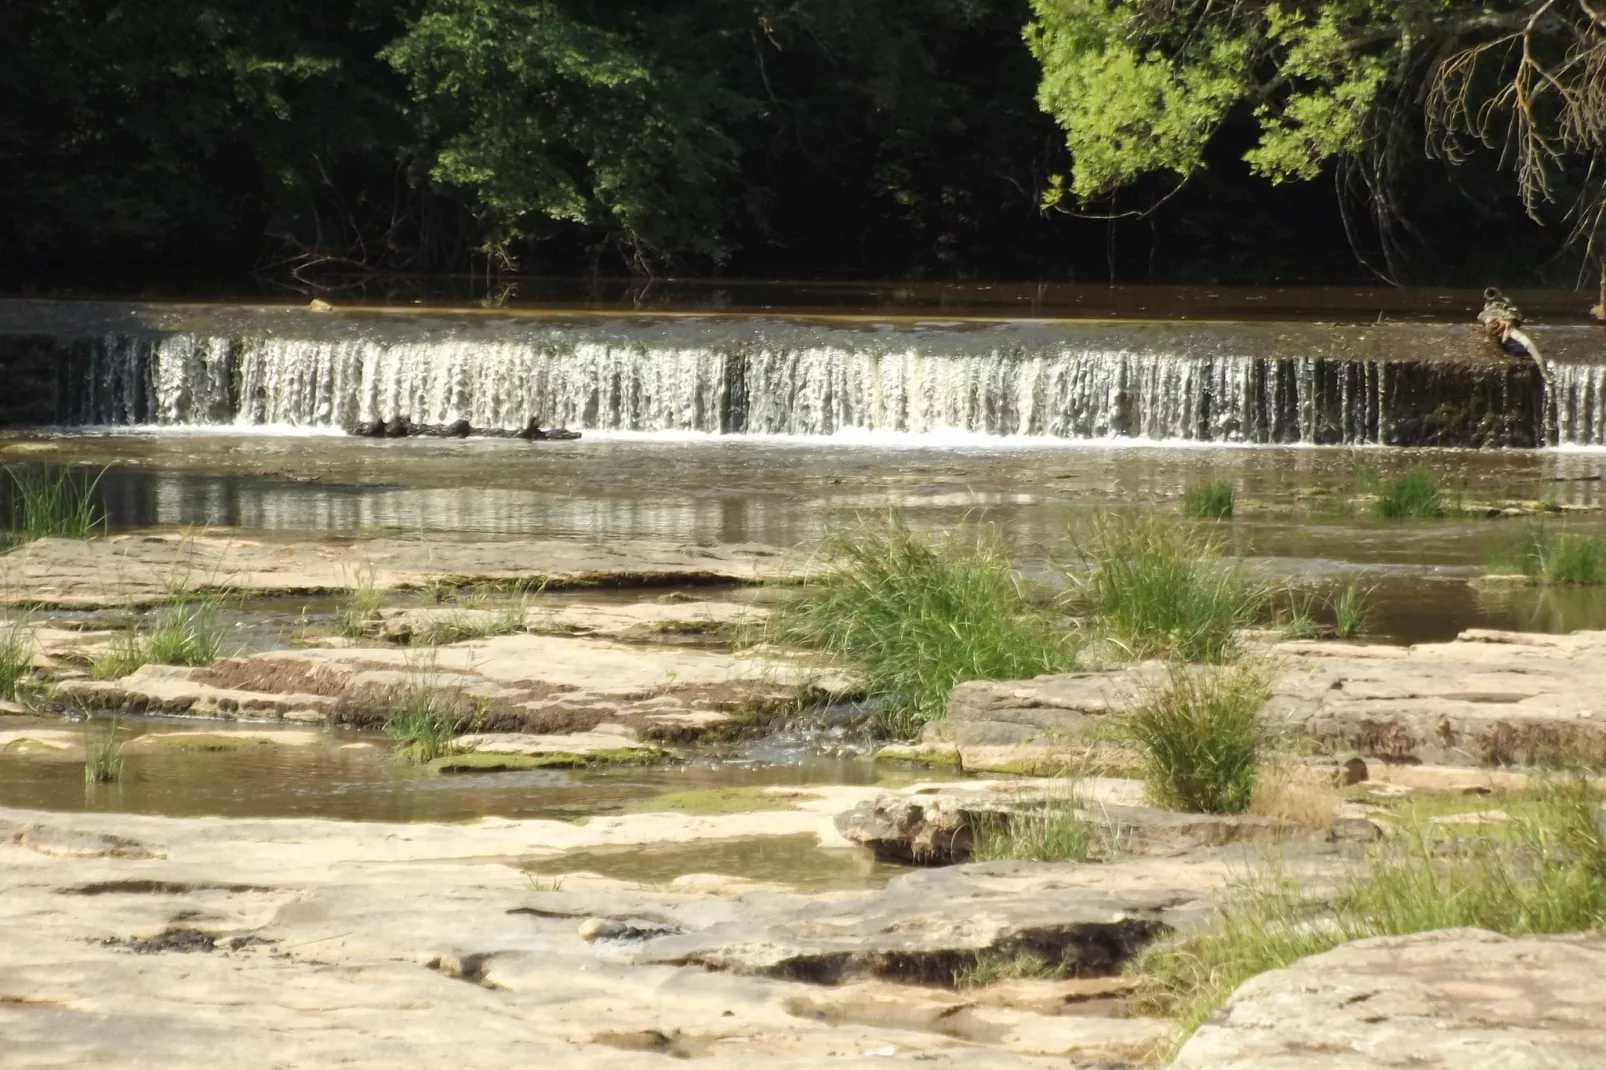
[3,300,1604,447]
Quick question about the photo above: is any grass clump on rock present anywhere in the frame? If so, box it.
[971,792,1095,863]
[1181,480,1235,520]
[2,464,105,544]
[1068,513,1269,663]
[336,567,385,638]
[953,949,1064,989]
[1122,663,1271,815]
[90,598,226,679]
[1131,775,1606,1056]
[1371,467,1446,519]
[385,683,463,764]
[1488,523,1606,586]
[769,517,1076,739]
[0,624,33,701]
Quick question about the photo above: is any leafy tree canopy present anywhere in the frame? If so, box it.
[1027,0,1606,256]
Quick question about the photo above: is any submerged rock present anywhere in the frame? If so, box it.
[1171,929,1606,1069]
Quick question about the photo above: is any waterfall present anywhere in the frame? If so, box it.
[30,316,1590,447]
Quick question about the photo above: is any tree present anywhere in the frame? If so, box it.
[1025,0,1606,279]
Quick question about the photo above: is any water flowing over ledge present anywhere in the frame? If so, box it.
[4,300,1604,447]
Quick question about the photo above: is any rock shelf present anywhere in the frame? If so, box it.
[0,534,800,608]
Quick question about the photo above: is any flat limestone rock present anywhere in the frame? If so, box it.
[947,631,1606,770]
[1171,928,1606,1069]
[834,788,1323,865]
[635,847,1341,984]
[365,599,764,645]
[0,534,798,608]
[0,804,1213,1068]
[58,633,837,740]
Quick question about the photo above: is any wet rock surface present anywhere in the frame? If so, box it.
[56,632,836,741]
[1171,928,1606,1069]
[0,534,798,608]
[943,630,1606,771]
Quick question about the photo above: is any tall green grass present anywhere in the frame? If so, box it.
[89,598,227,679]
[385,682,462,763]
[1181,481,1235,520]
[3,464,105,541]
[1068,513,1270,663]
[1489,523,1606,586]
[1131,775,1606,1056]
[336,567,385,638]
[970,791,1094,863]
[1122,663,1271,814]
[1330,581,1373,638]
[84,728,125,784]
[1372,467,1445,519]
[0,624,32,701]
[768,518,1077,739]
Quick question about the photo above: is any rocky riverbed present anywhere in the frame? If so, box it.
[5,531,1606,1066]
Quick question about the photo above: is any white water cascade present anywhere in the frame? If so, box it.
[63,330,1425,444]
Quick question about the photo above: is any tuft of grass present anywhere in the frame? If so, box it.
[415,600,527,645]
[337,567,384,638]
[768,517,1077,740]
[385,682,462,764]
[1130,775,1606,1057]
[953,949,1063,989]
[1272,588,1321,639]
[971,790,1095,863]
[1122,663,1271,815]
[84,728,125,784]
[1488,523,1606,586]
[88,599,225,679]
[142,598,224,666]
[0,624,33,701]
[3,464,105,542]
[1330,581,1373,638]
[1181,481,1235,520]
[1372,467,1444,519]
[1068,513,1271,664]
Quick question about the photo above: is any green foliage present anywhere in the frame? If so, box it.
[1068,513,1270,663]
[768,517,1077,740]
[143,599,225,667]
[953,949,1063,989]
[1272,588,1321,639]
[1372,467,1444,519]
[1024,0,1604,242]
[384,0,747,263]
[1182,481,1235,520]
[386,683,462,763]
[414,601,527,645]
[89,599,226,679]
[971,792,1094,863]
[3,465,104,542]
[84,728,125,785]
[1330,581,1372,638]
[0,624,32,701]
[337,569,385,639]
[1123,663,1271,815]
[1489,524,1606,586]
[1131,776,1606,1055]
